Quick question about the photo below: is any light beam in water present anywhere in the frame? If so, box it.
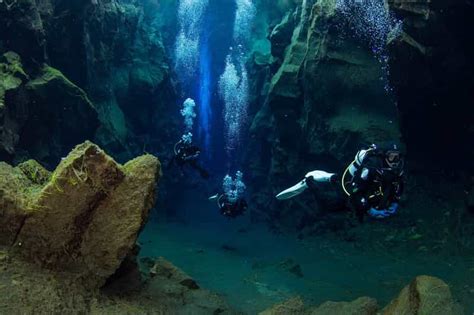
[199,34,212,154]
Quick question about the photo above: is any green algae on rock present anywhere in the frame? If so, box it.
[0,53,100,165]
[17,159,51,185]
[0,162,38,247]
[0,52,28,109]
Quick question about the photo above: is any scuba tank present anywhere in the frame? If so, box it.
[342,144,377,196]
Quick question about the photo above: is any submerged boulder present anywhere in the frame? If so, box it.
[259,297,306,315]
[141,257,235,314]
[259,296,378,315]
[382,275,463,315]
[308,297,378,315]
[0,141,161,288]
[259,276,462,314]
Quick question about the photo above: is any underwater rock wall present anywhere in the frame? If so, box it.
[0,51,99,166]
[0,0,179,166]
[387,0,474,171]
[244,0,474,230]
[246,0,400,226]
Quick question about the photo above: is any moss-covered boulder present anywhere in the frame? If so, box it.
[0,141,161,288]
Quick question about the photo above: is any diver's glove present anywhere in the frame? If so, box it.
[368,208,392,219]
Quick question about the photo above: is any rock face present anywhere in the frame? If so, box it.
[0,52,99,165]
[387,0,474,170]
[246,0,400,228]
[0,0,179,165]
[382,275,463,315]
[0,141,161,288]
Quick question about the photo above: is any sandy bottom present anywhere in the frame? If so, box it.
[139,200,474,314]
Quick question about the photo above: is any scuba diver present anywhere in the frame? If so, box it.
[276,144,404,221]
[170,132,209,179]
[209,171,248,218]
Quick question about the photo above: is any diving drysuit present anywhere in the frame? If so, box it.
[209,194,248,218]
[276,144,404,220]
[170,138,209,179]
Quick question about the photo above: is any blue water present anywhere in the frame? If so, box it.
[198,34,212,155]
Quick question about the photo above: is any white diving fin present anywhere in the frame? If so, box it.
[276,179,308,200]
[208,194,219,201]
[275,170,335,200]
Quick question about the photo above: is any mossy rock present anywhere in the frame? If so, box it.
[17,159,51,185]
[0,162,38,246]
[0,52,28,108]
[11,141,161,288]
[26,66,94,108]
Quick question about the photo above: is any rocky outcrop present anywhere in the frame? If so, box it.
[0,141,161,288]
[260,276,461,315]
[382,275,463,315]
[0,142,239,313]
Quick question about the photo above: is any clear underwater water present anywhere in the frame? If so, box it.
[1,0,473,313]
[140,190,474,314]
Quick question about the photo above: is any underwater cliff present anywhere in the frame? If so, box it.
[0,0,473,314]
